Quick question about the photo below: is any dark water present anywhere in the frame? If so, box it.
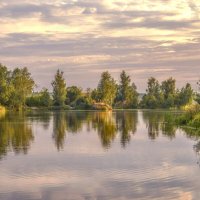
[0,110,200,200]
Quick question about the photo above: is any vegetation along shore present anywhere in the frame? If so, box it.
[0,63,199,130]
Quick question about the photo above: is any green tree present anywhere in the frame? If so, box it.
[91,88,101,102]
[196,80,200,104]
[0,64,13,106]
[10,67,35,110]
[176,83,193,107]
[161,77,176,108]
[117,70,138,108]
[52,70,67,106]
[26,89,52,107]
[119,70,131,102]
[141,77,163,108]
[66,86,82,105]
[97,71,117,106]
[40,88,52,107]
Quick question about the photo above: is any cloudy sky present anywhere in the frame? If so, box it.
[0,0,200,92]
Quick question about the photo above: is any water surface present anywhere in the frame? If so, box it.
[0,110,200,200]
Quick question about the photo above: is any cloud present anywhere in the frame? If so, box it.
[0,0,199,91]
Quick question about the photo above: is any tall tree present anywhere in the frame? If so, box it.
[10,67,35,109]
[97,71,117,106]
[0,64,13,106]
[147,77,161,97]
[176,83,193,107]
[161,77,176,107]
[52,70,67,106]
[117,71,138,108]
[161,77,176,99]
[141,77,163,108]
[196,80,200,104]
[119,70,131,102]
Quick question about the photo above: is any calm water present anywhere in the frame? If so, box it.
[0,110,200,200]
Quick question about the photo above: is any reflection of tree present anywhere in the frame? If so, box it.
[28,111,51,130]
[0,112,34,159]
[53,111,90,150]
[92,112,117,149]
[116,111,138,147]
[142,111,163,139]
[65,112,89,133]
[194,140,200,167]
[53,112,67,150]
[142,111,177,139]
[161,114,176,139]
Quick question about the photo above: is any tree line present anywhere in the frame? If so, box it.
[0,63,199,110]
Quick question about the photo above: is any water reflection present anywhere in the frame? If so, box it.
[52,111,138,149]
[0,110,200,200]
[29,111,51,130]
[0,110,199,153]
[53,112,67,150]
[92,112,117,148]
[0,112,34,159]
[142,111,178,140]
[116,111,138,147]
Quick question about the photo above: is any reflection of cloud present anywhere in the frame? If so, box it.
[0,161,197,199]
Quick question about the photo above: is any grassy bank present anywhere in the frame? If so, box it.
[176,104,200,131]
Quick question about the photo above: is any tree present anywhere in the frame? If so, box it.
[10,67,35,110]
[40,88,52,107]
[147,77,161,96]
[141,77,163,108]
[91,88,101,102]
[97,71,117,106]
[119,70,131,102]
[52,70,67,106]
[176,83,193,107]
[66,86,82,105]
[196,80,200,104]
[0,64,13,106]
[26,88,52,107]
[161,77,176,108]
[116,70,138,108]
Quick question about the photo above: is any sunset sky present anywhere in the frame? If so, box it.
[0,0,200,92]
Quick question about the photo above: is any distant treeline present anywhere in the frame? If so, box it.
[0,63,199,110]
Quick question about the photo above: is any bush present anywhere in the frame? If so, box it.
[189,113,200,128]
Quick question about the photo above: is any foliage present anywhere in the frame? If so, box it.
[74,96,93,110]
[176,83,193,107]
[0,64,13,106]
[116,71,138,108]
[196,93,200,104]
[140,77,163,108]
[52,70,67,106]
[26,88,52,107]
[9,67,35,110]
[141,77,195,109]
[97,71,117,106]
[0,63,198,111]
[176,104,200,130]
[66,86,82,105]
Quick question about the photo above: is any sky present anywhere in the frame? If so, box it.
[0,0,200,92]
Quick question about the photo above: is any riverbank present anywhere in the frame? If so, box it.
[0,106,6,118]
[176,104,200,131]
